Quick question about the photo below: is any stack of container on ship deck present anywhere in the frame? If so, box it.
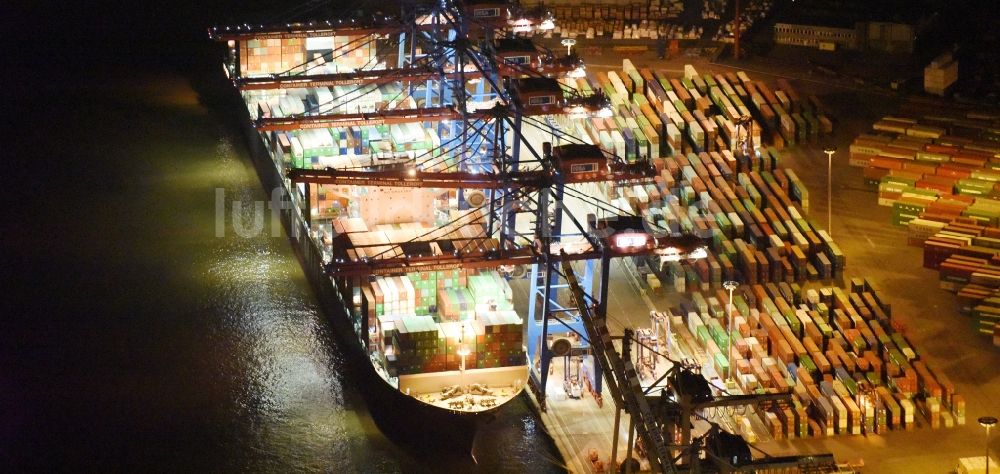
[677,278,964,437]
[249,84,448,171]
[357,259,524,376]
[240,34,377,76]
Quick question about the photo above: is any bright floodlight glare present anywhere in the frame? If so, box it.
[568,65,586,78]
[539,18,555,30]
[614,233,648,248]
[981,416,998,428]
[457,344,471,357]
[723,280,739,291]
[597,107,614,118]
[513,18,533,33]
[687,246,708,260]
[823,147,836,155]
[658,247,682,263]
[407,168,416,177]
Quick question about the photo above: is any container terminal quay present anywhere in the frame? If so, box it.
[208,1,999,472]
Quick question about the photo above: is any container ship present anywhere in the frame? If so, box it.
[206,0,691,447]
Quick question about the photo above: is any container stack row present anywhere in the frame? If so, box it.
[363,269,511,324]
[361,267,522,375]
[750,77,833,148]
[239,35,376,77]
[250,83,410,119]
[363,269,466,322]
[334,217,490,265]
[910,218,1000,344]
[240,38,306,76]
[600,145,843,293]
[527,0,776,42]
[575,62,833,157]
[852,115,1000,229]
[937,253,1000,341]
[700,0,727,20]
[526,3,694,41]
[850,107,1000,346]
[678,278,964,437]
[268,122,444,171]
[382,311,524,376]
[550,20,696,41]
[575,61,813,159]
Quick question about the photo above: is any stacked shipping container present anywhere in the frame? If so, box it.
[677,278,964,436]
[368,269,524,376]
[586,130,840,292]
[530,3,691,41]
[239,35,375,77]
[851,106,1000,345]
[568,62,831,166]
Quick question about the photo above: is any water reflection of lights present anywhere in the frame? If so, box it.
[206,244,350,458]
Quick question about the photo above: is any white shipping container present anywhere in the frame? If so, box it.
[633,184,649,204]
[900,398,915,424]
[612,130,626,159]
[607,71,629,98]
[663,122,681,147]
[290,137,304,159]
[688,120,705,149]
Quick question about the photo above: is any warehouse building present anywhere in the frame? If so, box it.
[773,21,915,53]
[773,22,861,51]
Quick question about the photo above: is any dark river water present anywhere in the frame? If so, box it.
[3,3,564,471]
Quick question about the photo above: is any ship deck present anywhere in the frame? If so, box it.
[414,388,519,412]
[399,365,528,413]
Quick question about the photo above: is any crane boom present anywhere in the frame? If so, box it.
[288,165,655,189]
[257,106,461,131]
[238,66,470,90]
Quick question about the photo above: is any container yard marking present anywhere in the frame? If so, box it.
[865,235,876,248]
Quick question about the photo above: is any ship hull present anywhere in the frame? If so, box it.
[225,84,502,452]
